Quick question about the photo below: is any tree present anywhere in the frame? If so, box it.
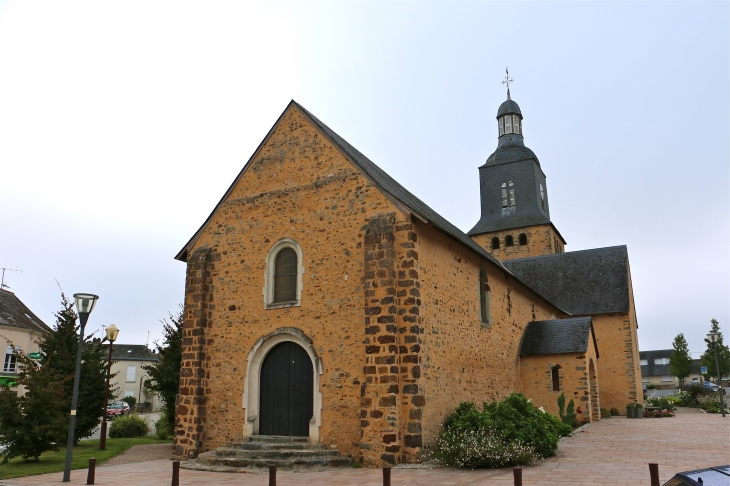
[669,333,693,387]
[701,319,730,382]
[0,349,67,462]
[38,292,109,444]
[143,306,183,430]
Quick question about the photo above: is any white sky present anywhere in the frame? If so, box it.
[0,1,727,355]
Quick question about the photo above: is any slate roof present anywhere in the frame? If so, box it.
[174,101,575,314]
[639,350,703,378]
[520,317,597,357]
[0,289,52,333]
[109,344,158,362]
[503,246,631,315]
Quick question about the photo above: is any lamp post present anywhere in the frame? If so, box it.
[707,332,726,417]
[99,324,119,450]
[63,293,99,483]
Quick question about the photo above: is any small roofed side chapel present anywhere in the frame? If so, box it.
[172,86,641,469]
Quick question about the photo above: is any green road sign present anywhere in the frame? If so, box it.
[28,352,42,359]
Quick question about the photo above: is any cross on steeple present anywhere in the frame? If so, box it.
[502,67,514,99]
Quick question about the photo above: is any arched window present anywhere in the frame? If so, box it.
[505,235,514,247]
[552,365,561,391]
[479,269,491,326]
[519,233,528,245]
[274,248,297,303]
[491,237,500,250]
[264,238,304,308]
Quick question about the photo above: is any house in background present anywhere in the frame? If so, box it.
[106,344,161,410]
[0,289,52,392]
[639,349,704,388]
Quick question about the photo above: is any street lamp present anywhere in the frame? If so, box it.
[99,324,119,450]
[63,293,99,482]
[707,332,726,417]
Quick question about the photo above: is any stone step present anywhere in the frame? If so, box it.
[228,441,327,451]
[215,447,340,460]
[191,450,352,471]
[249,435,309,443]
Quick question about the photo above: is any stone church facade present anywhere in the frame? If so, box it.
[173,95,642,466]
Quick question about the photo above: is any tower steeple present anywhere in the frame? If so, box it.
[468,93,566,260]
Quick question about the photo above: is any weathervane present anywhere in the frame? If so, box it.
[502,67,514,99]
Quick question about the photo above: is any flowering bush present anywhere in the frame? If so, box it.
[432,427,538,468]
[432,394,572,468]
[696,394,725,413]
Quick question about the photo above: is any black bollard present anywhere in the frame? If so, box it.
[513,466,522,486]
[172,460,180,486]
[383,467,391,486]
[649,463,659,486]
[269,465,277,486]
[86,458,96,485]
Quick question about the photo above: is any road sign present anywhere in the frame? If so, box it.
[703,381,711,388]
[701,366,708,374]
[28,352,41,360]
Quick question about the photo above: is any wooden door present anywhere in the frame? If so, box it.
[259,341,313,436]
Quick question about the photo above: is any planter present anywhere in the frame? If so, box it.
[626,406,643,418]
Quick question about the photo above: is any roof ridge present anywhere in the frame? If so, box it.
[505,245,628,263]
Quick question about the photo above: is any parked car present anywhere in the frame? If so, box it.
[106,401,130,418]
[662,464,730,485]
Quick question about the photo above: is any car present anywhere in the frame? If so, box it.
[642,383,647,392]
[662,464,730,485]
[106,401,130,418]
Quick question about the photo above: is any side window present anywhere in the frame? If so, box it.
[491,237,500,250]
[508,181,515,207]
[126,366,136,383]
[3,346,18,373]
[264,239,304,309]
[501,183,508,208]
[505,235,514,247]
[512,115,521,134]
[519,233,528,245]
[552,365,561,391]
[479,269,491,326]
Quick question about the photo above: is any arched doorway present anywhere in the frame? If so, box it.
[589,359,600,422]
[259,341,314,436]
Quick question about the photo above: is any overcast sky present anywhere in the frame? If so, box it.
[0,1,727,356]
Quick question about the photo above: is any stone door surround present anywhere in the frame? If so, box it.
[242,327,323,442]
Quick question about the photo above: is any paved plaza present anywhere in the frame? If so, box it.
[3,408,728,486]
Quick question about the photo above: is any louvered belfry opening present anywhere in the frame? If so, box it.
[274,248,298,303]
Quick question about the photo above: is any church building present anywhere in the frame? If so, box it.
[172,92,642,467]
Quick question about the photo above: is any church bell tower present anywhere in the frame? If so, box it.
[468,90,566,260]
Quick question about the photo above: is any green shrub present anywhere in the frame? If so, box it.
[696,394,724,413]
[645,384,658,390]
[609,407,620,416]
[600,408,610,419]
[109,413,149,438]
[678,384,714,407]
[437,394,571,466]
[154,411,173,440]
[121,396,137,409]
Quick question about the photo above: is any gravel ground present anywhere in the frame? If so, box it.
[99,443,173,467]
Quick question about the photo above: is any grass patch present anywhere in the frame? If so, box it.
[0,436,171,480]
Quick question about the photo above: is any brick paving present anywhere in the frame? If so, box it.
[3,408,728,486]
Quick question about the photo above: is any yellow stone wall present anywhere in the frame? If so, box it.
[175,106,396,459]
[471,224,564,261]
[414,223,561,445]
